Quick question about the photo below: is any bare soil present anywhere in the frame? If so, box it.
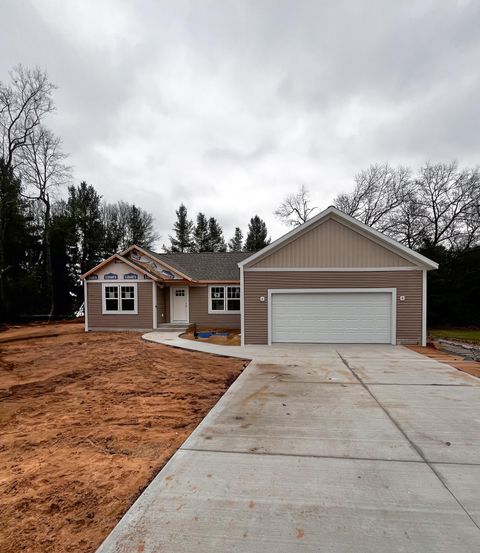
[0,322,246,553]
[408,345,480,379]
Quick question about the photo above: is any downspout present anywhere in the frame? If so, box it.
[84,281,89,332]
[422,269,427,347]
[152,281,158,329]
[240,265,245,346]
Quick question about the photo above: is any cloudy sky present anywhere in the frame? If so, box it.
[2,0,479,246]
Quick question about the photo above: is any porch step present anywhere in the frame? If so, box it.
[156,323,191,332]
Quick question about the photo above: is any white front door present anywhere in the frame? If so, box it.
[172,287,188,322]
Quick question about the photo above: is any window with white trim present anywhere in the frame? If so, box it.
[103,283,138,314]
[209,285,240,313]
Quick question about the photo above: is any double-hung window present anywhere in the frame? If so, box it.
[102,283,137,314]
[209,285,240,313]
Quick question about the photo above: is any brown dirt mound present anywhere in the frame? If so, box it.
[0,323,246,553]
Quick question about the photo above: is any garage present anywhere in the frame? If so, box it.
[269,289,395,344]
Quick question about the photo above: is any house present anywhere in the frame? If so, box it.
[81,206,438,346]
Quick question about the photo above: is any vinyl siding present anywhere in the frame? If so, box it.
[248,217,415,269]
[189,286,240,329]
[156,286,168,324]
[87,281,153,330]
[244,271,423,345]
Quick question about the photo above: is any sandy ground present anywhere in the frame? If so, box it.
[0,322,246,553]
[408,345,480,378]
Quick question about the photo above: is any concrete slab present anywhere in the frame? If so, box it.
[97,450,480,553]
[99,338,480,552]
[348,359,480,385]
[434,464,480,526]
[183,379,420,460]
[369,385,480,464]
[248,358,357,383]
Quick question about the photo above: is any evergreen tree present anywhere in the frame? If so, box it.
[208,217,227,252]
[166,203,194,252]
[244,215,270,252]
[128,204,157,248]
[0,158,36,321]
[228,227,243,251]
[193,212,210,252]
[66,181,103,278]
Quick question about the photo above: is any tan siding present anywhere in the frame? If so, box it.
[165,288,171,323]
[156,286,168,324]
[249,217,415,268]
[87,282,153,330]
[244,271,423,345]
[189,286,240,329]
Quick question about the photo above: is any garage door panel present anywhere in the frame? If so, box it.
[271,292,392,344]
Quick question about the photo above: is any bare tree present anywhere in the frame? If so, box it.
[334,164,411,233]
[334,161,480,249]
[21,126,71,317]
[414,162,480,248]
[0,65,55,169]
[274,185,318,227]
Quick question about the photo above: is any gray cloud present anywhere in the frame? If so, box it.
[1,0,479,245]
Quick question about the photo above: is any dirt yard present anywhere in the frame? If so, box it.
[0,322,246,553]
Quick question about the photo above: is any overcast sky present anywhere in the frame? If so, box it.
[2,0,479,246]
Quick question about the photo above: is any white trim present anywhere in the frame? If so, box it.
[422,269,427,347]
[240,266,245,346]
[170,286,190,323]
[81,253,159,281]
[207,284,241,315]
[85,278,151,283]
[238,206,438,270]
[244,266,420,272]
[102,282,138,315]
[84,281,89,332]
[267,288,397,346]
[152,282,158,329]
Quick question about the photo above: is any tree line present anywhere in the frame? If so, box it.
[164,203,270,253]
[0,66,157,322]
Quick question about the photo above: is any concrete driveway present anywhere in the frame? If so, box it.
[97,339,480,552]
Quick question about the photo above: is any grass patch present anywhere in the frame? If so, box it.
[429,328,480,345]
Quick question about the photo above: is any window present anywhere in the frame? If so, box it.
[121,286,135,311]
[103,283,137,314]
[105,286,118,311]
[209,285,240,313]
[175,289,185,297]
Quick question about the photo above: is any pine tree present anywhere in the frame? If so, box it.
[228,227,243,251]
[208,217,227,252]
[193,212,210,252]
[166,203,194,252]
[128,204,157,248]
[66,181,104,277]
[244,215,270,252]
[0,158,34,321]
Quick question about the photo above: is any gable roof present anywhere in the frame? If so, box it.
[149,251,251,280]
[239,206,439,270]
[80,253,160,280]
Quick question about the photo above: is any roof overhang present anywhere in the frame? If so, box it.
[80,254,160,281]
[121,244,194,281]
[238,206,439,271]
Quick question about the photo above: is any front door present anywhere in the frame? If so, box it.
[172,287,188,322]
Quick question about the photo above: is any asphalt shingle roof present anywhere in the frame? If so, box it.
[149,251,252,280]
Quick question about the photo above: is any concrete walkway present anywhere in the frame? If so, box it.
[97,333,480,552]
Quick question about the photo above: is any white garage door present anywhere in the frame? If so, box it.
[271,291,393,344]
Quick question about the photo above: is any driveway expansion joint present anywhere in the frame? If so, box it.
[336,350,480,532]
